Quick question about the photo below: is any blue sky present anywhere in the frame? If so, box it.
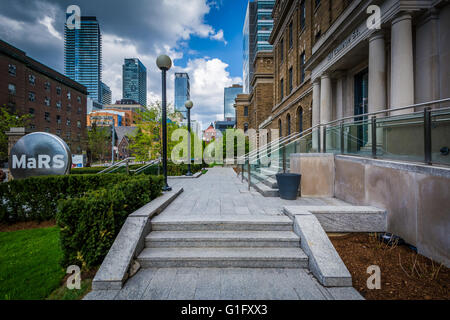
[0,0,250,128]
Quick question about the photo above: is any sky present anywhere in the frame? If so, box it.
[0,0,249,129]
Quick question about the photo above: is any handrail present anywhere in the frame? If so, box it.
[97,157,136,174]
[133,159,160,174]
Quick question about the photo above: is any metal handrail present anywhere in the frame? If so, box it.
[133,159,160,174]
[97,157,136,174]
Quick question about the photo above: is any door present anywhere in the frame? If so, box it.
[354,69,369,150]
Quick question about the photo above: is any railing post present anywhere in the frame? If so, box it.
[282,144,286,173]
[340,122,344,154]
[247,156,251,191]
[424,108,432,165]
[126,159,129,175]
[241,163,244,182]
[323,125,327,153]
[371,116,377,159]
[317,125,321,153]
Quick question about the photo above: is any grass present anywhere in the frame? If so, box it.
[201,169,208,174]
[0,227,65,300]
[46,279,92,300]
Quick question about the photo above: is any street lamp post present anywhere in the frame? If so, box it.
[156,55,172,191]
[185,100,194,176]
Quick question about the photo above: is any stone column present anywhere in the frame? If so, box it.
[320,74,332,151]
[390,13,414,115]
[5,127,27,181]
[312,79,321,151]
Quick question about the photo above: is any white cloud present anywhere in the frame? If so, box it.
[38,16,62,40]
[210,29,227,45]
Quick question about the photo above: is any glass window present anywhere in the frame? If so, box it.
[244,123,249,133]
[315,0,321,8]
[56,115,61,124]
[56,129,61,136]
[289,67,293,93]
[56,101,62,109]
[77,107,82,114]
[278,119,282,137]
[287,114,291,135]
[300,1,306,30]
[56,87,61,95]
[28,92,35,102]
[77,120,81,128]
[289,22,293,49]
[77,96,81,103]
[244,106,249,117]
[45,127,50,133]
[8,84,16,95]
[280,39,284,64]
[280,78,284,100]
[29,74,35,85]
[300,52,306,83]
[8,64,16,76]
[44,97,51,107]
[45,112,50,122]
[29,108,35,117]
[66,118,71,126]
[44,81,51,91]
[67,91,71,100]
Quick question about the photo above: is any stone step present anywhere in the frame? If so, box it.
[259,167,281,177]
[253,182,279,197]
[137,247,308,268]
[250,171,278,188]
[145,230,300,248]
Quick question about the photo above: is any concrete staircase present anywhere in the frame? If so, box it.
[137,215,308,268]
[242,167,281,197]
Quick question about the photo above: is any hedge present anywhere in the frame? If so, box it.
[56,175,163,267]
[0,174,132,223]
[70,167,107,174]
[71,163,205,176]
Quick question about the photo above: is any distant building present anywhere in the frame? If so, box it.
[203,123,217,143]
[122,58,147,106]
[215,119,236,134]
[243,0,275,94]
[87,109,132,127]
[180,119,202,139]
[101,82,112,105]
[224,84,243,121]
[87,97,103,114]
[174,73,190,119]
[115,98,139,105]
[0,39,88,154]
[115,126,138,160]
[64,16,102,103]
[104,103,145,116]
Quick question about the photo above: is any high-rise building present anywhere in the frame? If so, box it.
[101,82,112,105]
[224,84,243,121]
[174,73,190,119]
[122,58,147,107]
[243,0,275,93]
[64,16,102,103]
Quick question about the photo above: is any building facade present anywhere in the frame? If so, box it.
[87,109,133,127]
[224,84,243,121]
[101,82,112,105]
[174,73,190,119]
[64,16,102,103]
[0,40,88,154]
[122,58,147,107]
[243,0,276,94]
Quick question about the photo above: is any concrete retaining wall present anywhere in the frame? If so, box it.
[334,155,450,267]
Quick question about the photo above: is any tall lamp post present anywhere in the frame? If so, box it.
[185,100,193,176]
[156,55,172,191]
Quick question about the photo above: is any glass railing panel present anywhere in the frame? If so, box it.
[325,124,341,154]
[376,112,424,163]
[431,109,450,166]
[342,118,371,157]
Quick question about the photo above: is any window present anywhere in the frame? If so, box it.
[67,91,71,100]
[28,92,35,102]
[29,124,36,130]
[280,78,284,100]
[278,119,282,138]
[56,115,61,124]
[56,129,61,136]
[315,0,321,8]
[77,120,81,129]
[66,118,71,126]
[56,101,62,109]
[300,1,306,30]
[244,123,249,133]
[66,131,71,139]
[244,106,249,117]
[8,84,16,95]
[44,81,51,91]
[289,67,293,93]
[29,108,35,117]
[77,107,82,114]
[29,74,35,85]
[45,127,50,133]
[289,22,293,49]
[67,104,71,112]
[315,30,321,42]
[56,87,61,95]
[45,112,50,122]
[77,96,81,103]
[280,39,284,64]
[300,52,306,83]
[298,107,304,134]
[44,97,50,107]
[287,114,291,135]
[8,64,16,76]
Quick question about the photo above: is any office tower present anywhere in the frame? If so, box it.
[101,82,112,105]
[243,0,275,93]
[174,73,190,119]
[64,16,102,103]
[122,58,147,107]
[224,84,243,121]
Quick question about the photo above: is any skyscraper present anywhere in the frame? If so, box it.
[224,84,243,121]
[64,16,102,103]
[243,0,275,94]
[122,58,147,106]
[101,82,112,105]
[174,73,190,119]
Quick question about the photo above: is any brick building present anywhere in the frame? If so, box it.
[0,40,88,154]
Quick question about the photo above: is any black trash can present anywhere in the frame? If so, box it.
[276,173,301,200]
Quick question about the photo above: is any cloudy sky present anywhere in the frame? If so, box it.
[0,0,248,129]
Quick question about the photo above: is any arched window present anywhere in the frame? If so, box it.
[244,123,249,133]
[278,119,282,138]
[298,107,303,134]
[287,113,291,136]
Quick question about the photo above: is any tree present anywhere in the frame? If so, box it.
[0,107,30,162]
[87,123,111,164]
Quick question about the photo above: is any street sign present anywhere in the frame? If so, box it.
[72,154,85,168]
[9,132,72,179]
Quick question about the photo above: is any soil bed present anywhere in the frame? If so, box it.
[330,233,450,300]
[0,220,56,232]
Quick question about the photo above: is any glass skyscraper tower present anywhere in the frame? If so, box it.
[123,58,147,106]
[174,73,190,119]
[243,0,275,94]
[64,16,102,103]
[224,84,243,121]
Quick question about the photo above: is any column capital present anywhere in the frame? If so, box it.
[320,73,331,80]
[369,31,385,43]
[392,12,412,26]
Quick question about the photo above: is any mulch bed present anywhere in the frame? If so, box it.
[0,220,56,232]
[330,233,450,300]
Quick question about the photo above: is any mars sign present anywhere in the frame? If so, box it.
[9,132,72,179]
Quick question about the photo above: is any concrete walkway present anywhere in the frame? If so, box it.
[85,167,363,300]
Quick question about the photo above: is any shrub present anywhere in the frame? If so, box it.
[56,175,163,268]
[0,174,133,223]
[70,167,107,175]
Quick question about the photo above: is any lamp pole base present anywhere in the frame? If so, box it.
[162,185,172,192]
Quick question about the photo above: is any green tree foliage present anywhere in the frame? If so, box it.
[87,123,111,163]
[0,107,30,162]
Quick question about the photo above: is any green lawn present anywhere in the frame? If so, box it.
[0,227,65,300]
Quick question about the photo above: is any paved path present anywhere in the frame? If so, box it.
[85,167,363,300]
